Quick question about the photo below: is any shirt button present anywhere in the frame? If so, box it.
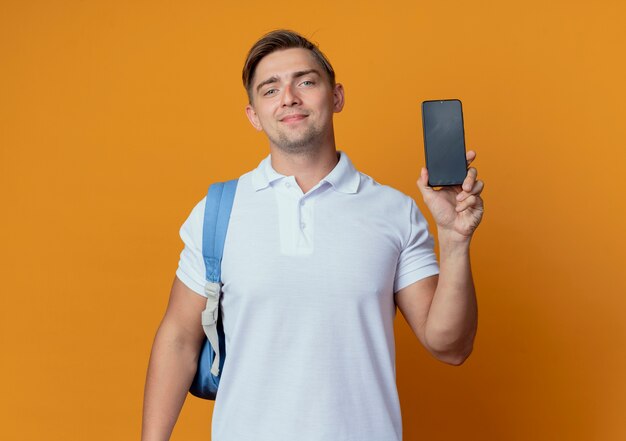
[300,222,306,229]
[284,182,292,188]
[300,200,305,206]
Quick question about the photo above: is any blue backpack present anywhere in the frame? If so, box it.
[189,179,238,400]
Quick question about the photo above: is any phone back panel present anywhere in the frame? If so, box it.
[422,99,467,186]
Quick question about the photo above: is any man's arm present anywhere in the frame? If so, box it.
[141,277,207,441]
[395,236,477,365]
[395,150,483,366]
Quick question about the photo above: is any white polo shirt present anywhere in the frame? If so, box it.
[176,151,439,441]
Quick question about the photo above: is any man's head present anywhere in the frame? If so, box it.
[242,30,336,104]
[243,30,344,156]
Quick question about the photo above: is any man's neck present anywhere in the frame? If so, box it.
[269,144,339,194]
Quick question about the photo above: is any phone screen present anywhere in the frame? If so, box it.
[421,99,467,186]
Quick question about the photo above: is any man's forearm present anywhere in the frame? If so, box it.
[142,322,200,441]
[424,231,478,365]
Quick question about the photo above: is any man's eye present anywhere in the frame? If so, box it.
[264,89,277,96]
[301,80,314,86]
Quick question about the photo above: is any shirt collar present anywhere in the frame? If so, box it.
[250,155,285,191]
[251,150,360,194]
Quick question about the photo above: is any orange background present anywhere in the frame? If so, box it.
[1,1,625,440]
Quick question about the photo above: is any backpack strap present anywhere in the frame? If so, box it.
[200,179,238,376]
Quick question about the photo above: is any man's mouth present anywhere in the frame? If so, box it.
[280,114,308,123]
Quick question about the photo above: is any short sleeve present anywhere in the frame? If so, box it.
[175,197,208,297]
[393,199,440,293]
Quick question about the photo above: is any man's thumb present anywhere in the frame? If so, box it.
[416,167,431,196]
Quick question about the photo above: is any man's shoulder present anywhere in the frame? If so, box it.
[356,170,415,205]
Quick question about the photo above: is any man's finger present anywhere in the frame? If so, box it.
[456,194,484,212]
[466,150,477,166]
[463,167,478,192]
[416,167,432,196]
[456,181,485,202]
[456,180,484,201]
[470,179,484,196]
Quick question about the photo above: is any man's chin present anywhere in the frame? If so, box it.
[272,132,322,154]
[274,140,318,155]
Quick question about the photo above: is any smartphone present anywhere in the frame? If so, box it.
[421,99,468,187]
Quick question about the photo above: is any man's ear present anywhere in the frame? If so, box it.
[245,104,263,131]
[333,83,345,113]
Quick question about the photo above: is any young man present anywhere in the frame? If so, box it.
[142,30,484,441]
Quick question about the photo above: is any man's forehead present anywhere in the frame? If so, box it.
[252,48,323,85]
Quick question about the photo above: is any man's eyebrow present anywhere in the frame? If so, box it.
[292,69,321,79]
[256,76,279,93]
[255,70,321,94]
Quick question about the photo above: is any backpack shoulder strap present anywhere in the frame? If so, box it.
[199,178,238,378]
[202,178,239,283]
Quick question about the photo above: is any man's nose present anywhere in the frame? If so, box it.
[281,85,301,107]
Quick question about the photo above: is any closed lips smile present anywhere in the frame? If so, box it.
[280,114,307,122]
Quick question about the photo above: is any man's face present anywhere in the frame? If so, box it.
[245,48,344,155]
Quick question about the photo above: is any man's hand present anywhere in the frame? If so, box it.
[401,150,483,364]
[417,150,484,241]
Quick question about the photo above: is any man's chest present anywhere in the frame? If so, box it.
[220,190,403,305]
